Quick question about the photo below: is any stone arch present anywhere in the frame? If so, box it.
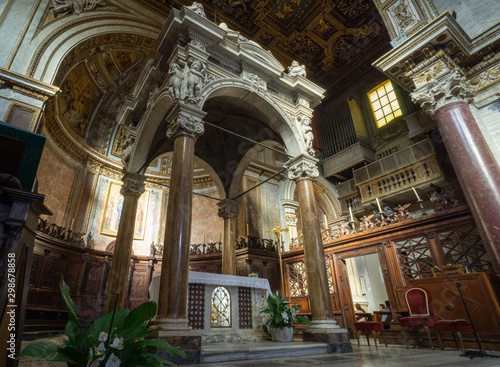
[200,79,306,158]
[26,16,160,82]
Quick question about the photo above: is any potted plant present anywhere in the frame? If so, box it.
[260,293,311,342]
[18,276,190,366]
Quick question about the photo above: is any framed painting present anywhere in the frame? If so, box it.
[101,182,149,240]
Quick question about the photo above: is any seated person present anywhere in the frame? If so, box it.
[354,303,368,322]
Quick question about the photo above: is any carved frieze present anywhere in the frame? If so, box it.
[49,0,113,17]
[410,68,474,115]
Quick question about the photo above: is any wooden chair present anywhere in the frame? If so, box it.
[434,319,473,352]
[399,287,435,350]
[354,321,388,348]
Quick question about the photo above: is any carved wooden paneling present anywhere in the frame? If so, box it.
[84,266,101,294]
[41,258,62,289]
[29,253,43,287]
[287,261,308,297]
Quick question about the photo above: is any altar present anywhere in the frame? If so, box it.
[149,272,272,342]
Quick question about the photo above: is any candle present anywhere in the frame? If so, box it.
[70,219,74,229]
[323,214,327,225]
[219,232,222,242]
[376,198,382,212]
[246,222,249,235]
[412,187,421,201]
[349,206,354,222]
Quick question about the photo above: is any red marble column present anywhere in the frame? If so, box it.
[218,199,239,275]
[103,173,145,314]
[296,177,335,321]
[155,104,205,330]
[435,101,500,276]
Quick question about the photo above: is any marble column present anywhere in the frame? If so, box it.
[285,155,338,330]
[411,69,500,277]
[155,103,205,330]
[217,199,239,275]
[103,173,145,314]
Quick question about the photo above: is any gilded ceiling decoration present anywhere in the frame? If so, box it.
[51,33,156,154]
[138,0,391,86]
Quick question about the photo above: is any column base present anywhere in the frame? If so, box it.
[302,328,352,354]
[155,317,193,332]
[307,319,342,333]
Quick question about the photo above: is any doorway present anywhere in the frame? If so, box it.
[345,253,389,315]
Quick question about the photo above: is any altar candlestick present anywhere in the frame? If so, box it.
[349,206,354,222]
[376,198,382,212]
[323,214,327,225]
[70,219,74,229]
[412,186,421,201]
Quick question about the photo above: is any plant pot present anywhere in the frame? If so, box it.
[270,326,294,342]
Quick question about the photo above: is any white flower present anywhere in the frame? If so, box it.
[90,361,100,367]
[110,337,124,350]
[97,342,106,353]
[281,311,289,323]
[98,332,108,342]
[105,353,121,367]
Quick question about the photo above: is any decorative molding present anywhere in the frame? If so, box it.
[410,68,474,115]
[165,103,206,139]
[0,67,59,101]
[284,154,319,180]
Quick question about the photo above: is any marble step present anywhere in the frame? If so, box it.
[201,341,328,363]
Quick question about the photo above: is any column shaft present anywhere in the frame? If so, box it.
[157,134,195,323]
[296,178,334,320]
[222,217,236,275]
[435,101,500,275]
[103,193,140,314]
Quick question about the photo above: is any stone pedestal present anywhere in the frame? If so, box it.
[103,173,145,314]
[302,329,353,354]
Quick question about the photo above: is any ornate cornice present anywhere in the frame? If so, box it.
[410,68,474,115]
[284,154,319,180]
[217,198,239,219]
[120,172,145,196]
[0,67,59,101]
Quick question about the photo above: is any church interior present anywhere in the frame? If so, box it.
[1,0,500,365]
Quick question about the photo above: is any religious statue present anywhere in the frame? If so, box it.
[430,185,460,211]
[393,203,411,222]
[185,1,206,17]
[121,135,135,168]
[298,115,315,156]
[49,0,108,16]
[287,60,306,77]
[185,59,205,100]
[335,221,352,238]
[360,214,375,232]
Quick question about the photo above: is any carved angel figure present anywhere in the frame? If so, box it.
[185,1,206,17]
[360,214,375,232]
[394,203,411,221]
[288,60,306,77]
[336,221,352,238]
[168,63,183,99]
[49,0,107,16]
[184,59,205,101]
[121,136,135,168]
[298,115,315,156]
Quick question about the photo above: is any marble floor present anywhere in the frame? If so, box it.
[18,340,500,367]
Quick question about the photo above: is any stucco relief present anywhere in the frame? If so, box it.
[166,58,206,105]
[388,0,418,34]
[49,0,112,17]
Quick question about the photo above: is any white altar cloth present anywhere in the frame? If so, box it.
[149,271,271,304]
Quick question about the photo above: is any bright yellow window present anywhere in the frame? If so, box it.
[368,80,402,128]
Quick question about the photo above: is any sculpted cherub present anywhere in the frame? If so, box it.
[168,62,183,99]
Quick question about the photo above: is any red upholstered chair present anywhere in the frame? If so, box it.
[353,321,388,348]
[434,319,473,352]
[399,287,435,350]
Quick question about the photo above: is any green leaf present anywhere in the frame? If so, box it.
[59,275,84,347]
[121,326,153,341]
[87,309,129,342]
[17,340,76,363]
[122,301,157,332]
[295,315,312,325]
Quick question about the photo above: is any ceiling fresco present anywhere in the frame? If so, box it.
[139,0,392,86]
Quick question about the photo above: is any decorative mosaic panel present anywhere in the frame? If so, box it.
[238,287,252,329]
[438,225,492,273]
[188,283,205,330]
[393,236,432,280]
[288,261,308,297]
[211,286,231,328]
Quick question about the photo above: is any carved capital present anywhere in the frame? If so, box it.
[410,68,474,116]
[120,172,145,197]
[166,103,206,140]
[217,199,239,219]
[284,154,319,180]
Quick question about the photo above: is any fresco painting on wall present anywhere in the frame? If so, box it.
[101,182,149,240]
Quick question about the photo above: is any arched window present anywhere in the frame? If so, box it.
[210,286,231,327]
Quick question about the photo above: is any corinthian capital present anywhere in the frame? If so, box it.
[120,172,146,197]
[166,103,206,140]
[410,68,474,116]
[284,154,319,181]
[217,198,239,219]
